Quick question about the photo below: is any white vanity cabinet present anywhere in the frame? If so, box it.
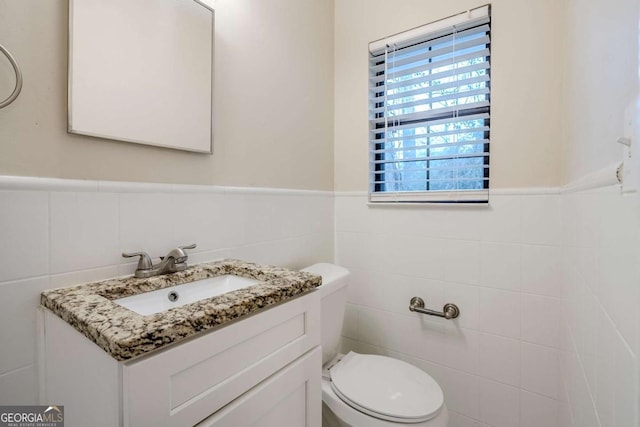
[42,291,321,427]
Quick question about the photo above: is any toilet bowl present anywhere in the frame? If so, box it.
[322,352,448,427]
[302,263,448,427]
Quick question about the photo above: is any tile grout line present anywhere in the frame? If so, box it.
[0,363,35,379]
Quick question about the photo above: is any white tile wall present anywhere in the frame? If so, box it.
[520,390,560,427]
[335,192,566,427]
[0,179,334,404]
[119,193,184,258]
[478,378,520,427]
[521,244,563,297]
[0,277,50,374]
[478,333,520,387]
[0,191,49,283]
[1,178,638,426]
[173,193,248,251]
[521,342,562,399]
[478,287,522,339]
[521,195,562,246]
[444,240,481,285]
[480,242,521,291]
[521,294,562,348]
[480,195,522,244]
[0,366,38,405]
[50,192,120,273]
[561,187,639,427]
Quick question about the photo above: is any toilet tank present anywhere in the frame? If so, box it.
[301,263,350,365]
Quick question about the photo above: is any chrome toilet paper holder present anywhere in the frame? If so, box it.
[409,297,460,320]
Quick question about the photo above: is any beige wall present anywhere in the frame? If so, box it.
[0,0,334,190]
[562,0,639,185]
[334,0,565,190]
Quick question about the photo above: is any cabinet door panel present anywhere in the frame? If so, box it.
[255,384,306,427]
[196,347,321,427]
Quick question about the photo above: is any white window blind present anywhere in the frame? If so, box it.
[369,6,491,203]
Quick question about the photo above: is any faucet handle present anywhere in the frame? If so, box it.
[122,251,153,271]
[164,244,197,264]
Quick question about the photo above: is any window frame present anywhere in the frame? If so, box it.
[368,6,492,204]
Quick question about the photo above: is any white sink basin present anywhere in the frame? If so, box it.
[114,275,260,316]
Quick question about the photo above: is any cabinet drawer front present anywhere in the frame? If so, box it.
[196,347,321,427]
[171,312,305,409]
[123,292,320,427]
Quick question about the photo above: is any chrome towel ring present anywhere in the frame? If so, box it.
[0,43,23,109]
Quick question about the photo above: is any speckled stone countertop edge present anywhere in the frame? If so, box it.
[40,259,321,361]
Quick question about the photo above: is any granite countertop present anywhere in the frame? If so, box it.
[40,259,321,361]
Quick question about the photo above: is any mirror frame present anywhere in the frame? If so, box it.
[67,0,215,154]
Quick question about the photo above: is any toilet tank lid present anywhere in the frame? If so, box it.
[301,263,349,295]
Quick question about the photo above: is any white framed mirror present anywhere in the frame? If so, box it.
[68,0,214,153]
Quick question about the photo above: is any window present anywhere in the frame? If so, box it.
[368,6,491,203]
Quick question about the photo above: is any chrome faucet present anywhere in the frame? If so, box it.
[122,244,196,278]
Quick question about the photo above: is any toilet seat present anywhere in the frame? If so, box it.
[329,352,444,423]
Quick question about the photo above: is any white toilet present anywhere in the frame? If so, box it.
[302,263,449,427]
